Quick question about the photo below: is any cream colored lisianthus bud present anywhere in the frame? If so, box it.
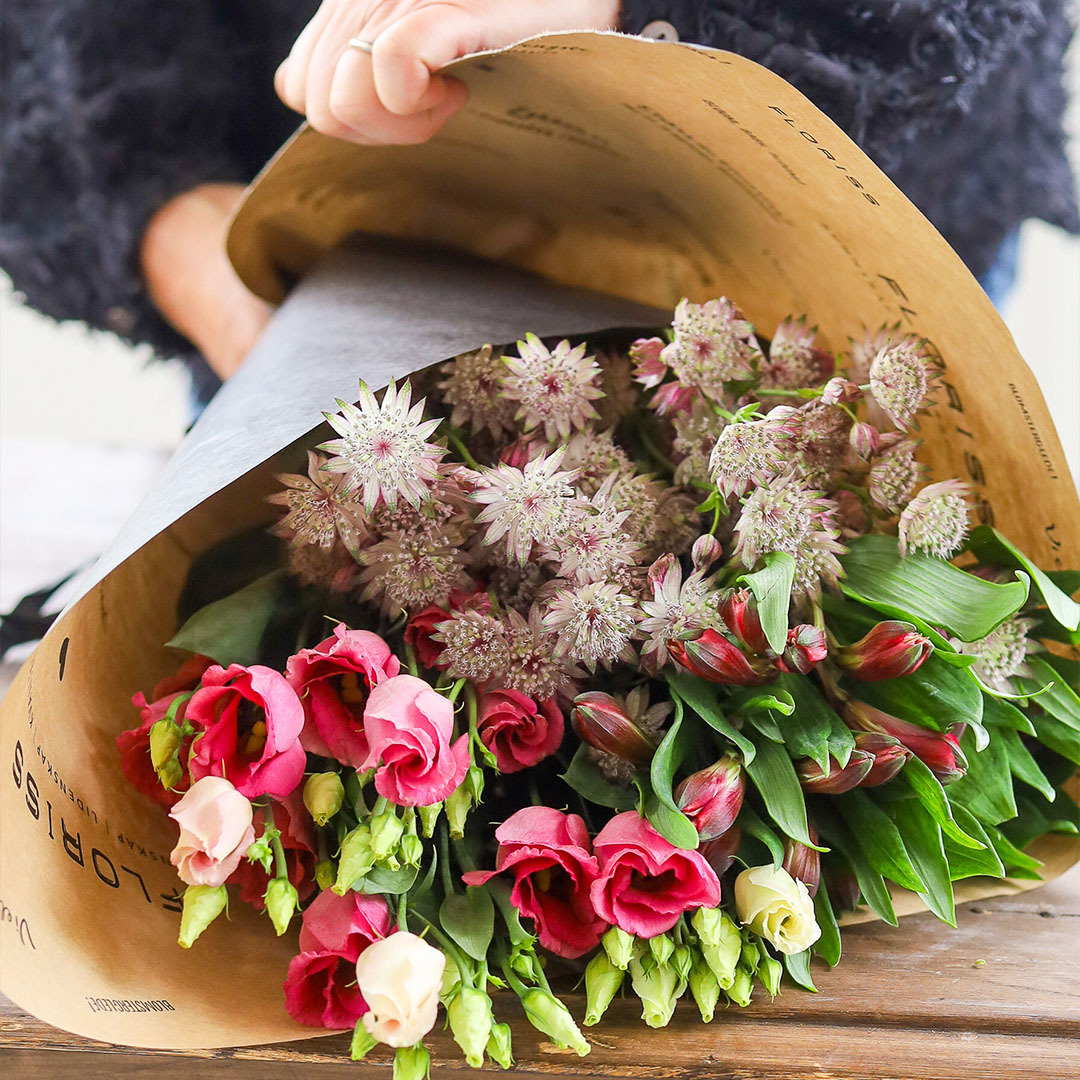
[355,931,445,1048]
[169,776,255,888]
[734,864,821,955]
[303,772,344,826]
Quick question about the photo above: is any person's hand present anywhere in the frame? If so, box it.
[140,184,273,380]
[275,0,620,145]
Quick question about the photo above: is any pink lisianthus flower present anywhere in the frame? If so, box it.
[476,690,564,773]
[360,674,469,806]
[590,812,722,938]
[283,891,391,1029]
[286,624,401,768]
[463,806,607,958]
[186,664,306,800]
[168,775,255,888]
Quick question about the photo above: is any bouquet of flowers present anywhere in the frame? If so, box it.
[118,296,1079,1075]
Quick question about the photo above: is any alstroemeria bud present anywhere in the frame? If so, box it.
[629,955,685,1028]
[692,908,742,990]
[783,830,821,897]
[676,756,745,840]
[843,700,967,783]
[757,954,783,996]
[520,988,590,1056]
[688,953,721,1021]
[177,884,227,949]
[719,588,771,655]
[499,437,542,470]
[447,986,493,1068]
[630,336,667,386]
[726,966,753,1007]
[265,877,299,936]
[572,691,657,765]
[849,421,881,460]
[370,812,405,860]
[782,624,827,673]
[853,731,912,786]
[334,824,375,894]
[670,629,776,686]
[649,933,675,967]
[796,749,873,793]
[603,926,636,971]
[393,1044,431,1080]
[303,772,345,827]
[836,621,933,681]
[149,719,182,771]
[486,1022,514,1070]
[584,952,625,1026]
[700,826,742,877]
[820,377,861,405]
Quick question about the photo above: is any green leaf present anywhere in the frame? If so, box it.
[744,736,821,849]
[742,709,785,744]
[354,863,420,896]
[840,534,1029,642]
[774,673,848,773]
[1029,712,1080,765]
[812,884,842,968]
[897,757,984,849]
[667,672,756,764]
[994,724,1055,801]
[842,790,924,893]
[1002,793,1080,849]
[737,803,785,867]
[983,823,1043,879]
[559,745,636,811]
[965,526,1080,632]
[983,694,1036,736]
[948,727,1016,826]
[888,799,955,926]
[1043,653,1080,689]
[646,702,701,850]
[725,687,796,716]
[738,552,796,654]
[815,807,896,926]
[782,949,816,992]
[1019,657,1080,732]
[168,569,290,667]
[440,887,495,963]
[943,805,1005,881]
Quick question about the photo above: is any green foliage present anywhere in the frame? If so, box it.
[737,552,796,654]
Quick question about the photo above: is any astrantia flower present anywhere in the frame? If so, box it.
[268,450,369,558]
[543,485,640,585]
[760,317,834,390]
[502,607,582,699]
[897,480,971,559]
[542,582,639,667]
[501,334,604,439]
[434,609,512,684]
[953,616,1039,694]
[630,337,667,388]
[359,528,471,616]
[673,400,727,488]
[709,409,799,498]
[733,473,846,599]
[790,402,851,485]
[595,347,639,428]
[638,554,723,670]
[438,344,517,438]
[661,297,761,398]
[864,332,932,430]
[320,380,446,513]
[471,447,579,563]
[868,439,922,513]
[561,429,632,495]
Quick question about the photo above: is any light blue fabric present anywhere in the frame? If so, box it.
[978,229,1021,309]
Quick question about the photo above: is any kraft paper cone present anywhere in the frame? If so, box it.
[2,31,1077,1051]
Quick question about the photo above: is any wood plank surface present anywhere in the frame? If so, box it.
[3,863,1078,1079]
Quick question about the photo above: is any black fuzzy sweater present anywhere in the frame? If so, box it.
[1,1,1076,394]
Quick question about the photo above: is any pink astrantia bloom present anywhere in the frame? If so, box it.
[542,581,639,667]
[661,297,761,398]
[361,674,469,806]
[434,608,512,684]
[438,343,517,438]
[267,450,369,559]
[898,479,971,559]
[590,812,721,938]
[672,399,727,488]
[867,438,923,513]
[864,332,933,430]
[286,624,401,768]
[629,336,667,388]
[501,333,604,440]
[953,615,1039,694]
[638,554,722,670]
[320,379,446,513]
[760,317,834,390]
[168,776,255,888]
[502,606,583,700]
[708,408,799,498]
[476,689,565,773]
[544,481,640,585]
[560,429,632,495]
[358,526,471,616]
[186,664,306,800]
[462,807,607,959]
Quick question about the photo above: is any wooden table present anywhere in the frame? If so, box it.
[2,863,1078,1080]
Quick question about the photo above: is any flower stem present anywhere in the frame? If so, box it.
[261,800,289,880]
[635,420,677,476]
[445,425,480,469]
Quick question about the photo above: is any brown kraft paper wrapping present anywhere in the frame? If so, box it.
[2,31,1077,1050]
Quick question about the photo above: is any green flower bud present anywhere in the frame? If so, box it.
[726,966,753,1008]
[629,956,685,1029]
[444,785,472,839]
[739,935,761,974]
[418,802,441,838]
[602,926,636,971]
[465,764,485,801]
[509,946,543,984]
[520,988,590,1056]
[447,986,493,1068]
[649,933,674,967]
[584,952,624,1026]
[693,908,742,989]
[350,1021,378,1061]
[177,884,227,949]
[370,812,405,860]
[486,1022,514,1070]
[149,719,182,771]
[265,877,299,936]
[315,859,336,891]
[757,953,782,997]
[156,756,183,792]
[303,772,344,827]
[672,944,693,983]
[393,1044,431,1080]
[399,833,424,868]
[440,955,462,1001]
[688,954,721,1023]
[334,824,374,894]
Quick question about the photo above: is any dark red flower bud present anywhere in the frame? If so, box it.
[824,865,861,912]
[843,700,967,784]
[669,629,776,686]
[783,827,821,897]
[796,750,873,794]
[852,732,912,787]
[675,756,745,840]
[719,589,771,655]
[571,691,657,766]
[836,620,933,682]
[700,826,742,877]
[499,437,543,470]
[651,381,698,416]
[781,624,828,673]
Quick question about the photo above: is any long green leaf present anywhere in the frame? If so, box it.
[898,757,984,849]
[744,736,820,849]
[983,823,1043,880]
[775,673,848,773]
[440,887,495,962]
[888,799,955,926]
[1020,657,1080,732]
[812,884,842,968]
[646,702,701,850]
[737,803,785,867]
[783,949,816,992]
[1030,712,1080,765]
[667,673,756,764]
[559,745,636,810]
[815,807,896,926]
[738,551,796,654]
[982,693,1036,736]
[840,534,1029,642]
[947,728,1016,826]
[843,790,925,893]
[944,805,1005,881]
[994,724,1055,801]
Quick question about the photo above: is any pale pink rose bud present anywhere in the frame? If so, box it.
[719,588,771,655]
[782,828,821,897]
[675,756,745,841]
[691,534,723,572]
[572,691,657,766]
[629,337,667,387]
[836,620,933,681]
[849,421,881,460]
[782,624,828,673]
[820,378,861,405]
[169,776,256,888]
